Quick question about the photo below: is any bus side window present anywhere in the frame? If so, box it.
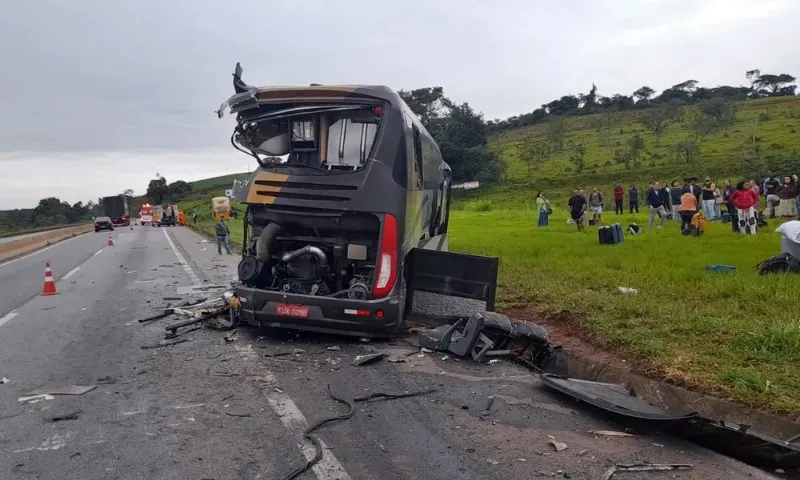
[411,126,424,189]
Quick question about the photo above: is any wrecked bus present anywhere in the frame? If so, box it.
[216,64,497,337]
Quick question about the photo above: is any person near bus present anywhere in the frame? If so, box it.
[215,218,233,254]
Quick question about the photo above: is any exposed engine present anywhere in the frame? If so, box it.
[237,214,379,300]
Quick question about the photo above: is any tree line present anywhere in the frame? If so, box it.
[145,175,192,205]
[486,69,796,134]
[0,198,98,232]
[399,69,797,183]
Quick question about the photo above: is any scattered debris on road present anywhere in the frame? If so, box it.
[18,394,55,404]
[601,463,692,479]
[548,439,568,452]
[224,412,251,418]
[540,373,800,470]
[48,410,82,423]
[351,352,386,366]
[416,311,551,368]
[281,385,435,480]
[588,429,637,438]
[25,385,96,396]
[141,338,188,349]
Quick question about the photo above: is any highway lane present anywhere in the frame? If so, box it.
[0,226,779,480]
[0,229,126,319]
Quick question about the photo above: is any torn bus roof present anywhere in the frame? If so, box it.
[216,63,397,118]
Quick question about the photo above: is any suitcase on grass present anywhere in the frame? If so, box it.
[611,223,623,243]
[598,226,614,244]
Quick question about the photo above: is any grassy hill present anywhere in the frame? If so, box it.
[482,96,800,207]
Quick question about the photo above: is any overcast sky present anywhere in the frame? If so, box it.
[1,0,797,208]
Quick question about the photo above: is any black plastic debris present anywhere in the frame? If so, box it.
[540,373,800,471]
[417,311,551,366]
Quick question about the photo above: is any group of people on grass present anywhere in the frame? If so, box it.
[535,172,800,235]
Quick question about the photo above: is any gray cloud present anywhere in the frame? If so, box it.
[0,0,798,207]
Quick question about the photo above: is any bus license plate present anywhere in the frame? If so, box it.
[276,304,309,318]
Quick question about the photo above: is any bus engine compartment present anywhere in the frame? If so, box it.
[236,207,383,300]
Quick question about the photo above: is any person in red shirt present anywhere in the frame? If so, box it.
[612,183,624,215]
[729,181,760,235]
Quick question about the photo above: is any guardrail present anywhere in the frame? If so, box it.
[0,222,93,240]
[0,223,95,263]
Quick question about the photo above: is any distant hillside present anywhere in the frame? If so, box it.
[189,172,250,195]
[482,96,800,206]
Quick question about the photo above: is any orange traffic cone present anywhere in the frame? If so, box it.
[42,262,59,296]
[107,233,114,247]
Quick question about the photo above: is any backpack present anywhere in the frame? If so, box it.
[627,223,642,235]
[215,221,227,236]
[757,253,800,275]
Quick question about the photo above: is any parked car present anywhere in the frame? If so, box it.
[94,216,115,232]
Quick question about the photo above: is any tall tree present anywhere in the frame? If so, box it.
[519,137,549,176]
[745,69,761,92]
[546,117,568,153]
[396,87,446,125]
[568,141,586,174]
[146,176,169,204]
[754,73,797,96]
[640,106,681,146]
[633,86,655,104]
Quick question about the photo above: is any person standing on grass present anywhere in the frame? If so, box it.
[749,179,761,211]
[763,176,781,218]
[678,186,698,235]
[794,174,800,218]
[215,217,233,254]
[646,181,670,229]
[568,188,587,232]
[701,177,717,220]
[777,175,798,217]
[629,185,639,213]
[670,180,682,222]
[730,181,759,234]
[688,177,702,209]
[588,187,604,226]
[613,183,624,215]
[536,192,551,227]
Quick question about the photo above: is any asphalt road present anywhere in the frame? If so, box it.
[0,226,781,480]
[0,229,113,319]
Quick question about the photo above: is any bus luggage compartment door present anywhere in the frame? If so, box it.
[406,248,499,318]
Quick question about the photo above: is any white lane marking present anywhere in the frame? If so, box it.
[163,229,202,288]
[0,310,18,328]
[230,345,351,480]
[267,393,352,480]
[0,234,85,269]
[62,266,80,280]
[94,248,103,256]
